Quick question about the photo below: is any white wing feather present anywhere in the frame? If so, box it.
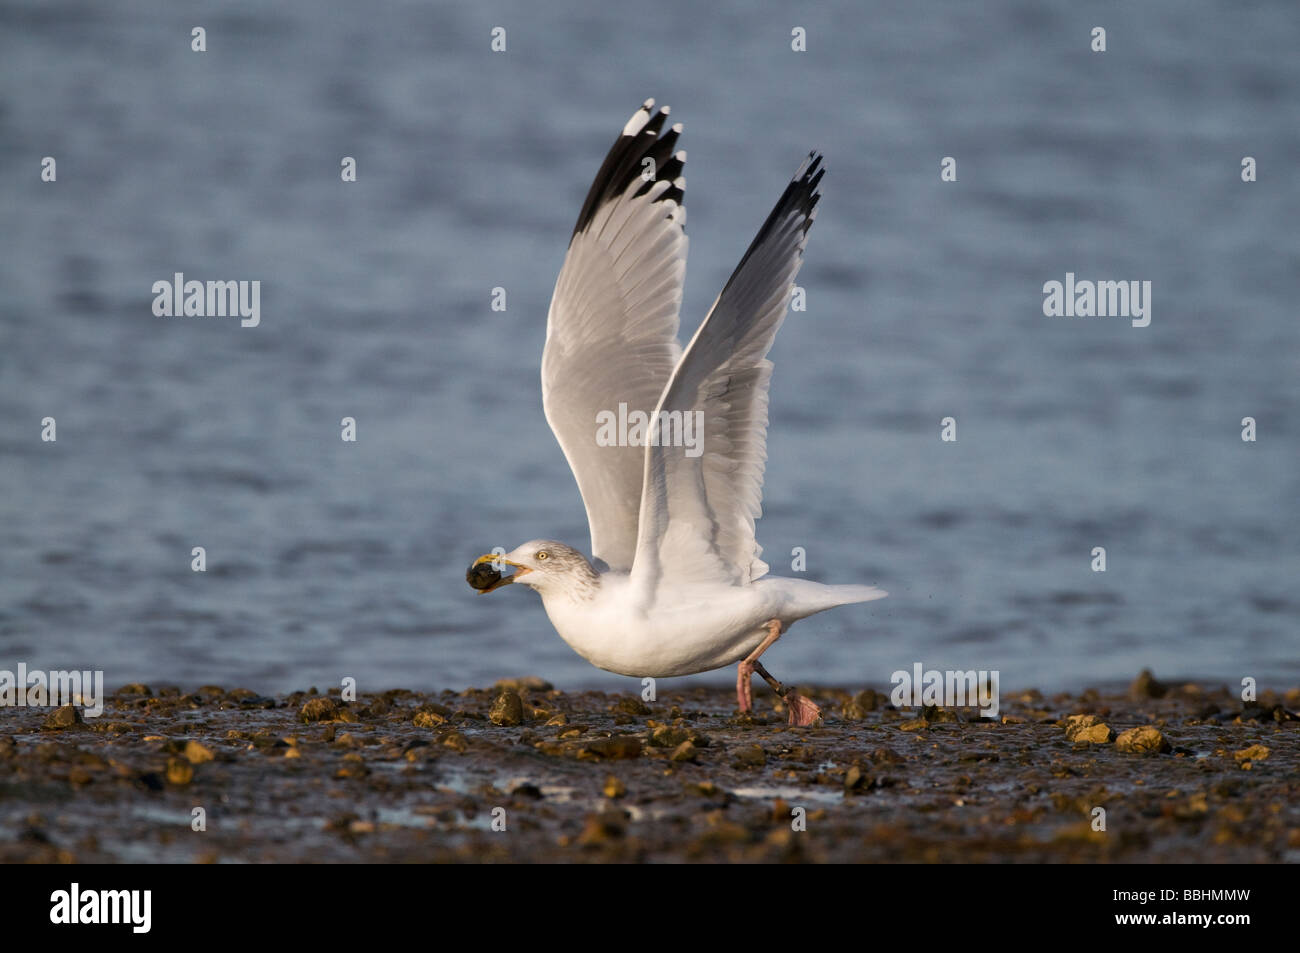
[542,101,688,571]
[630,154,825,599]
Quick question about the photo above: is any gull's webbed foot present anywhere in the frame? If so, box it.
[783,691,823,727]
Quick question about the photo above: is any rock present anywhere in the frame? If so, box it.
[670,740,698,763]
[577,809,627,846]
[489,692,525,726]
[0,736,15,759]
[1233,744,1269,763]
[441,731,468,752]
[921,705,959,723]
[1130,668,1168,699]
[1062,714,1097,738]
[1063,715,1113,743]
[578,737,642,760]
[117,683,152,696]
[42,705,83,730]
[1115,726,1170,754]
[855,689,885,710]
[603,775,626,799]
[614,696,652,716]
[731,744,766,768]
[165,758,193,785]
[844,765,872,792]
[413,711,446,729]
[299,697,341,723]
[336,752,369,778]
[493,676,553,695]
[1073,724,1115,744]
[647,722,711,748]
[183,740,215,763]
[684,780,722,799]
[841,689,887,720]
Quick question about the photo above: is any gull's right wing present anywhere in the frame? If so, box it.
[542,100,688,571]
[631,154,824,600]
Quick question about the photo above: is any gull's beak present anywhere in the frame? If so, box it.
[471,553,531,593]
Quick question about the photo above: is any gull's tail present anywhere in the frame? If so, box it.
[766,578,888,622]
[828,584,888,606]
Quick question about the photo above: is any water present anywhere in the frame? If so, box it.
[2,0,1297,696]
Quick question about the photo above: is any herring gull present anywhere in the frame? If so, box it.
[469,100,886,725]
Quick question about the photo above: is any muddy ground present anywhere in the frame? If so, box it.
[2,673,1296,863]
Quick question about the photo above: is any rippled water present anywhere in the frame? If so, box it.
[2,0,1297,695]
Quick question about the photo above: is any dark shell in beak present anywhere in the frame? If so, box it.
[466,560,506,591]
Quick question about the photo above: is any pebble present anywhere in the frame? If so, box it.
[1232,744,1269,763]
[614,696,652,716]
[489,692,525,726]
[300,697,341,723]
[493,676,554,694]
[921,705,960,723]
[844,764,872,791]
[602,775,627,799]
[578,737,642,760]
[165,758,193,785]
[670,740,698,763]
[413,711,446,728]
[183,740,214,764]
[577,809,627,846]
[731,744,766,768]
[1073,724,1114,744]
[42,705,83,730]
[1115,726,1170,754]
[1130,669,1168,699]
[1062,716,1114,743]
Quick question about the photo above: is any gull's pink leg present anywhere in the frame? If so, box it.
[736,661,754,712]
[735,619,783,713]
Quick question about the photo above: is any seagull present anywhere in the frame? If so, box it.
[470,99,886,725]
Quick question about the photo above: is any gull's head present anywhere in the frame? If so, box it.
[470,540,599,600]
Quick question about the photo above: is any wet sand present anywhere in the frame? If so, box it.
[2,675,1296,863]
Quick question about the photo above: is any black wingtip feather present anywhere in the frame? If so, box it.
[721,151,825,285]
[570,103,685,242]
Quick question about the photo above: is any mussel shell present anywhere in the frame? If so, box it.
[466,561,504,591]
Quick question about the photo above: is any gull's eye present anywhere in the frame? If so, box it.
[536,551,549,561]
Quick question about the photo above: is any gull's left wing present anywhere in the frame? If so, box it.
[631,153,824,598]
[542,100,688,572]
